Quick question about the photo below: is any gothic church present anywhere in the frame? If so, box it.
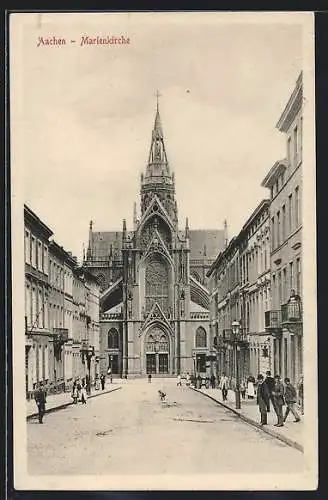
[84,102,225,377]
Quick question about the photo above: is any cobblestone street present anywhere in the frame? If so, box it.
[27,378,304,475]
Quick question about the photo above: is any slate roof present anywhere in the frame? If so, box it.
[91,231,123,259]
[189,230,225,261]
[91,228,225,262]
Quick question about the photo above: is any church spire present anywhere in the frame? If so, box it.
[146,92,170,179]
[140,95,177,222]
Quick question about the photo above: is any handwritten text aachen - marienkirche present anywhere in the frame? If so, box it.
[37,35,131,47]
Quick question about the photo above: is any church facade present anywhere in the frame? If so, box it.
[84,104,225,377]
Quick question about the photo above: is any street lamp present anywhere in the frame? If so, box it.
[192,352,196,385]
[81,345,94,395]
[232,320,241,410]
[108,355,113,383]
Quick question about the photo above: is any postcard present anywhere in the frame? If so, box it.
[10,11,317,491]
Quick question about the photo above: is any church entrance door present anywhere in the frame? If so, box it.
[145,327,170,375]
[159,354,169,374]
[146,354,156,374]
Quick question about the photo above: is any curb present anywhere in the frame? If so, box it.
[191,387,303,453]
[27,386,122,421]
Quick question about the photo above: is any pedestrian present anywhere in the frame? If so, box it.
[34,382,47,424]
[71,381,78,404]
[100,373,105,391]
[76,378,82,401]
[177,374,182,386]
[298,375,304,415]
[247,375,255,399]
[80,382,87,404]
[210,373,216,389]
[264,370,275,412]
[240,379,246,400]
[95,374,100,391]
[283,378,301,423]
[197,374,202,389]
[148,373,152,383]
[186,373,191,386]
[257,374,270,425]
[272,374,285,426]
[107,367,113,384]
[219,373,229,401]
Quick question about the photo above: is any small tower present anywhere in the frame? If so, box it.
[133,202,138,231]
[185,217,189,239]
[224,219,228,248]
[86,220,93,260]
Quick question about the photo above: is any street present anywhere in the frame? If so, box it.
[27,378,304,475]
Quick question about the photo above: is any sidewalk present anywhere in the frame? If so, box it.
[192,387,303,452]
[27,382,121,419]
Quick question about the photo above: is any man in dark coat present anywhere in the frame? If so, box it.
[34,382,47,424]
[264,370,275,412]
[272,374,285,427]
[100,374,105,390]
[284,378,301,422]
[257,375,270,425]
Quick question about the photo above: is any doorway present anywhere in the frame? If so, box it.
[159,354,169,374]
[108,354,119,374]
[145,327,170,375]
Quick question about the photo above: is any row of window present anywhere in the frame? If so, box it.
[25,283,76,331]
[218,238,270,296]
[107,327,208,350]
[240,237,270,285]
[272,258,301,307]
[25,230,49,274]
[216,285,270,333]
[271,118,303,202]
[287,117,303,169]
[271,186,300,250]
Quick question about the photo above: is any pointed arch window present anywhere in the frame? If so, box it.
[195,327,207,348]
[145,255,169,314]
[108,328,119,349]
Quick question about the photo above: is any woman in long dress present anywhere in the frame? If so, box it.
[80,382,88,404]
[247,375,255,399]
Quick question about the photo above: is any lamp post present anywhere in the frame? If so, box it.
[232,320,241,410]
[192,352,196,385]
[85,346,94,395]
[108,355,113,383]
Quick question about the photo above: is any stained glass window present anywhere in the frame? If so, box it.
[108,328,119,349]
[145,256,169,313]
[195,327,207,348]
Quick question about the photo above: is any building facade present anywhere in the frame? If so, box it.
[24,206,53,396]
[84,104,225,377]
[262,72,303,385]
[239,200,272,378]
[24,205,100,397]
[207,73,303,386]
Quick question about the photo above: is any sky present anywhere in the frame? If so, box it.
[11,12,304,262]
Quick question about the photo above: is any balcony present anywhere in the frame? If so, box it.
[281,300,303,335]
[264,310,282,334]
[222,328,249,347]
[53,328,69,343]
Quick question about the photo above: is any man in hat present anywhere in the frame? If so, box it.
[34,382,47,424]
[272,374,285,427]
[257,374,270,425]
